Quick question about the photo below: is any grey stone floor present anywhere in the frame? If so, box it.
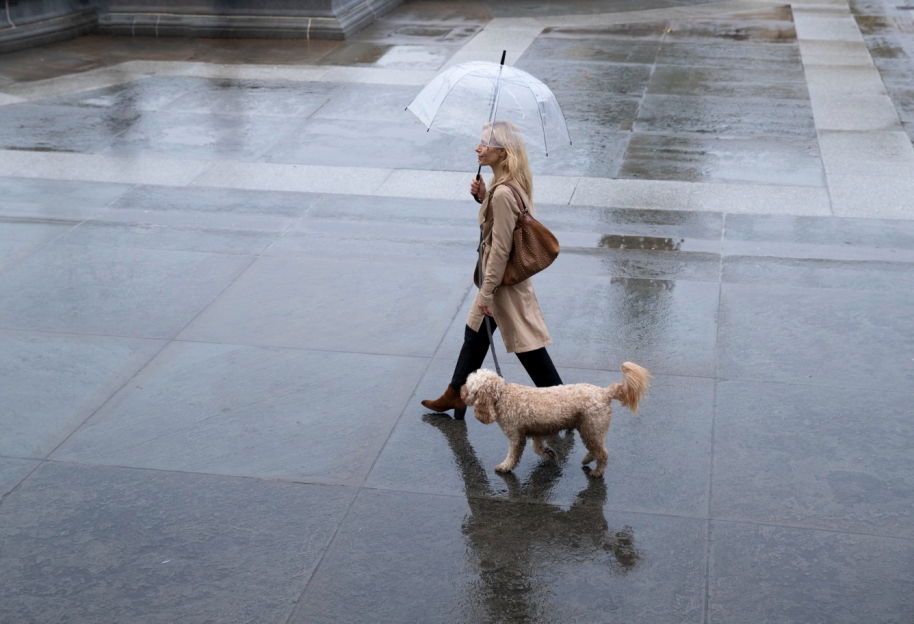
[1,1,914,623]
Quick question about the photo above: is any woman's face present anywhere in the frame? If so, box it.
[476,132,505,168]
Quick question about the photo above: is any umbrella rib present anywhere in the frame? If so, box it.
[426,69,499,131]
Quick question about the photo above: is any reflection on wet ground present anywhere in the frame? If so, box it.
[516,7,824,184]
[851,0,914,134]
[425,416,640,621]
[0,4,830,184]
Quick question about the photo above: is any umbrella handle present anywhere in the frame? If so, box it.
[473,166,484,204]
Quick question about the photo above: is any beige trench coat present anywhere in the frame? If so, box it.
[467,182,553,354]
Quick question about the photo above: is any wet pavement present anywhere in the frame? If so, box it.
[1,0,914,623]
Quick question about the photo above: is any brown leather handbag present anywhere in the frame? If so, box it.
[474,183,560,288]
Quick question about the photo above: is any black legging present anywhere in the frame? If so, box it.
[450,318,562,391]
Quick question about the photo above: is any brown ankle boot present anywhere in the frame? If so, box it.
[421,385,467,420]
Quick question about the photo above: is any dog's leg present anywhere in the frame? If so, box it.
[495,434,526,473]
[581,451,594,465]
[588,444,609,478]
[532,436,557,460]
[580,420,610,478]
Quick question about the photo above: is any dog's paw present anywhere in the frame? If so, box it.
[494,463,513,473]
[581,453,593,465]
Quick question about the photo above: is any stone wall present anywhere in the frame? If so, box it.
[0,0,402,53]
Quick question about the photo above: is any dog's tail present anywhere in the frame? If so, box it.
[606,362,651,414]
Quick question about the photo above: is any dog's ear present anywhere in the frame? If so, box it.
[472,376,497,425]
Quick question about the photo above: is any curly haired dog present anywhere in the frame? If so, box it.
[460,362,650,478]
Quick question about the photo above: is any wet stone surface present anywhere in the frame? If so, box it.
[0,463,354,624]
[1,2,914,622]
[293,488,708,624]
[852,0,914,126]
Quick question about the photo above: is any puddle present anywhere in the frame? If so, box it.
[600,234,684,251]
[5,145,79,153]
[541,23,668,39]
[374,45,451,69]
[392,26,454,38]
[317,42,392,66]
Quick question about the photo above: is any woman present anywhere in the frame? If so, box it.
[422,120,563,419]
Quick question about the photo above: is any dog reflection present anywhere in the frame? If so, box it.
[424,415,640,621]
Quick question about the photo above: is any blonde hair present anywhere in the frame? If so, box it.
[483,120,533,203]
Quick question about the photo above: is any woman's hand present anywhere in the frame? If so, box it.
[470,176,487,201]
[478,303,494,317]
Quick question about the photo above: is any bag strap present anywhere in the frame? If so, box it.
[502,182,529,220]
[475,180,529,379]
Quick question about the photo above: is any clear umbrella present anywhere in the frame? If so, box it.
[407,53,572,157]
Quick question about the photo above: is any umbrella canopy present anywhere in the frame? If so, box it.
[407,60,572,156]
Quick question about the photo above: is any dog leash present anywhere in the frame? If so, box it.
[477,230,502,378]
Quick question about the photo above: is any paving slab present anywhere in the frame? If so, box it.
[646,65,808,99]
[0,240,42,273]
[189,161,392,195]
[634,94,816,137]
[57,221,283,256]
[803,63,888,96]
[35,76,208,112]
[0,244,253,339]
[723,256,914,290]
[265,118,456,169]
[0,149,40,177]
[0,176,132,220]
[0,215,79,243]
[654,41,803,69]
[519,36,663,65]
[99,110,301,162]
[827,173,914,219]
[0,329,164,459]
[572,178,695,210]
[516,59,654,98]
[708,521,914,624]
[792,12,866,42]
[724,212,914,249]
[178,256,470,357]
[0,103,139,153]
[687,182,832,215]
[369,358,714,517]
[713,380,914,537]
[0,458,39,497]
[293,488,708,624]
[310,82,420,122]
[53,343,426,485]
[718,282,914,387]
[110,183,320,218]
[0,462,354,624]
[809,93,902,131]
[798,39,876,65]
[817,129,914,176]
[8,152,215,187]
[620,133,825,186]
[164,78,339,118]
